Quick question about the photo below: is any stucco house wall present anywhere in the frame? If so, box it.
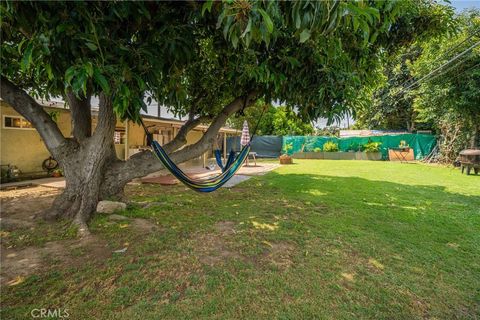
[0,102,72,173]
[1,102,239,175]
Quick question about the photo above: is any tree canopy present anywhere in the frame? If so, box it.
[2,1,414,124]
[229,103,314,136]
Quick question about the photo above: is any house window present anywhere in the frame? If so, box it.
[114,129,126,144]
[3,115,34,130]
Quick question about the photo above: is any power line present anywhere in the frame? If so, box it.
[391,56,479,106]
[375,28,480,103]
[399,28,480,89]
[414,55,476,86]
[376,39,480,105]
[402,40,480,92]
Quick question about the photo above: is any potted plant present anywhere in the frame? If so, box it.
[323,141,339,152]
[362,141,382,160]
[51,168,63,177]
[399,140,409,148]
[279,143,294,164]
[323,141,357,160]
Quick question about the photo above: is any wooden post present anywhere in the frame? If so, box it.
[223,132,227,161]
[125,120,129,160]
[203,129,207,168]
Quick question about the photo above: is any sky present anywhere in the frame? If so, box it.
[450,0,480,12]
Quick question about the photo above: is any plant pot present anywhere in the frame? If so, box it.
[51,172,62,177]
[323,152,355,160]
[292,152,306,159]
[279,155,293,164]
[365,152,382,160]
[302,152,323,159]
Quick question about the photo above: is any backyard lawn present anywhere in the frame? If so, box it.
[1,160,479,319]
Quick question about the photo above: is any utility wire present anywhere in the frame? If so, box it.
[399,28,480,89]
[391,56,479,106]
[413,55,477,86]
[376,39,480,104]
[402,40,480,92]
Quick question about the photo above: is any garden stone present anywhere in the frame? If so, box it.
[96,201,127,214]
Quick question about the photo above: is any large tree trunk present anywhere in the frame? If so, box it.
[470,118,479,149]
[46,150,116,234]
[44,94,117,234]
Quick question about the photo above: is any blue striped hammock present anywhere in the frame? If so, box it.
[214,149,236,172]
[150,140,250,193]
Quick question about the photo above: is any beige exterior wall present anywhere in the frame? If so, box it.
[185,130,204,145]
[1,102,239,174]
[127,122,146,148]
[126,121,207,150]
[0,102,72,173]
[91,116,126,160]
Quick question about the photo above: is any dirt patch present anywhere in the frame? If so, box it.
[214,221,236,236]
[191,222,297,269]
[0,186,118,286]
[262,241,296,269]
[0,186,59,221]
[131,218,160,233]
[192,221,243,266]
[103,213,161,234]
[0,235,110,287]
[194,234,243,266]
[0,217,34,230]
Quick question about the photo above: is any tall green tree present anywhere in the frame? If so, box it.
[1,1,424,230]
[229,103,314,136]
[412,10,480,161]
[353,1,457,131]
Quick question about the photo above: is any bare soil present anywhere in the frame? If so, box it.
[0,185,159,287]
[0,186,60,221]
[192,221,296,269]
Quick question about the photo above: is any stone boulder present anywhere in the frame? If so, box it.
[96,200,127,214]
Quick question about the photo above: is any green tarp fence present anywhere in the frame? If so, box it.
[282,134,437,160]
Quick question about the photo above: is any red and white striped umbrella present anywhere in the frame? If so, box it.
[240,120,250,146]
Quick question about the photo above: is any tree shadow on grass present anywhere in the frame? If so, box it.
[249,171,480,250]
[262,171,480,210]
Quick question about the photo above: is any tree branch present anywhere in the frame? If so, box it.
[104,91,258,185]
[66,90,92,141]
[162,115,211,154]
[0,76,66,155]
[92,93,116,143]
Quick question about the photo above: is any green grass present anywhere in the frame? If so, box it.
[2,160,479,319]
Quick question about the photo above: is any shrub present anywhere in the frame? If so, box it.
[282,143,293,155]
[314,147,322,152]
[323,141,339,152]
[363,141,382,152]
[348,143,363,152]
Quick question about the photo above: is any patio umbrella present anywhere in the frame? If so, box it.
[240,120,250,146]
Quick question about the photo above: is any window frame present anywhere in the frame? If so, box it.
[2,115,35,130]
[114,128,126,145]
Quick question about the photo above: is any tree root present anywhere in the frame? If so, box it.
[72,219,91,238]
